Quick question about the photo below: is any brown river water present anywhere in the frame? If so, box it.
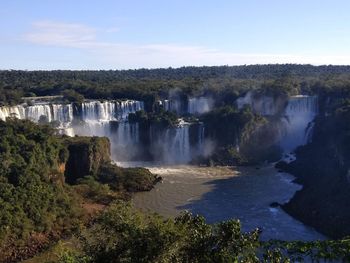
[118,162,325,241]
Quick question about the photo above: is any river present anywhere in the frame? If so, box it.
[124,163,325,241]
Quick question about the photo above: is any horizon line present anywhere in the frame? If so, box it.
[2,63,350,71]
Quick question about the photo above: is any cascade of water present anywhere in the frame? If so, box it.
[0,104,73,124]
[110,122,140,160]
[81,101,116,121]
[1,99,204,164]
[236,92,280,116]
[115,122,140,146]
[161,100,170,111]
[26,104,53,122]
[159,97,212,115]
[0,105,26,120]
[162,123,191,163]
[165,100,183,114]
[81,100,144,121]
[188,97,213,115]
[117,100,144,119]
[198,124,205,152]
[280,95,318,152]
[52,104,73,123]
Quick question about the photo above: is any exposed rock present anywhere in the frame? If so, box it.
[280,112,350,238]
[64,136,111,183]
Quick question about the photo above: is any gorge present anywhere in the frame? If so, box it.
[2,65,350,262]
[0,94,318,165]
[0,93,325,242]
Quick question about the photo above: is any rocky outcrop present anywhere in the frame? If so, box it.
[63,136,161,193]
[277,108,350,238]
[64,136,111,183]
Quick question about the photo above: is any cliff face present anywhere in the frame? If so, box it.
[278,102,350,238]
[64,137,111,183]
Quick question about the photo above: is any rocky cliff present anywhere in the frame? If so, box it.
[64,136,111,183]
[277,101,350,238]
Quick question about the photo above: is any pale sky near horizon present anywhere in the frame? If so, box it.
[1,0,350,70]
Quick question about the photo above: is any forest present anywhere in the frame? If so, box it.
[2,64,350,107]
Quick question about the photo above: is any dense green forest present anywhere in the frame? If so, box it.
[2,65,350,107]
[0,119,158,262]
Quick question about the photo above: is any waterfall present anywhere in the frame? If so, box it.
[236,92,283,116]
[111,122,140,161]
[148,120,205,164]
[118,100,144,119]
[198,124,205,152]
[280,95,318,152]
[82,101,116,121]
[159,96,212,115]
[52,104,74,123]
[236,93,319,153]
[26,104,53,122]
[1,99,205,164]
[0,104,73,124]
[0,105,26,120]
[162,122,191,164]
[188,97,213,115]
[160,99,183,114]
[81,100,144,121]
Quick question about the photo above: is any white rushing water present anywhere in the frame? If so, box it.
[149,120,205,164]
[236,94,318,152]
[161,122,191,163]
[280,95,318,152]
[159,96,213,115]
[0,104,73,124]
[0,99,205,164]
[81,100,144,121]
[236,92,283,116]
[188,97,214,115]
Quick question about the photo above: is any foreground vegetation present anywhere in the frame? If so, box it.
[52,202,350,263]
[0,119,158,262]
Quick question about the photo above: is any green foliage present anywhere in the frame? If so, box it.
[201,106,280,164]
[0,119,80,247]
[74,176,116,204]
[77,202,261,263]
[57,250,91,263]
[97,163,159,192]
[68,202,350,262]
[2,65,350,106]
[129,109,179,128]
[263,239,350,262]
[62,90,85,104]
[201,106,259,146]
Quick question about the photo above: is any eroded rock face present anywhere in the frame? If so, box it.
[64,137,111,183]
[279,112,350,238]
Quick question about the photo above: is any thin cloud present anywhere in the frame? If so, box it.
[23,20,350,68]
[24,21,96,48]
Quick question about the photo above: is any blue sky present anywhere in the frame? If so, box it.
[1,0,350,69]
